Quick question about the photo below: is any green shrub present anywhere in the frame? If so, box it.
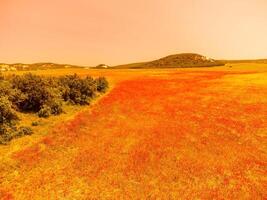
[0,96,18,144]
[0,125,33,144]
[11,73,61,112]
[0,124,17,145]
[38,105,51,118]
[0,73,108,144]
[95,77,109,92]
[59,74,97,105]
[31,121,39,126]
[0,80,26,108]
[0,126,12,145]
[17,126,33,136]
[0,96,18,125]
[47,99,63,115]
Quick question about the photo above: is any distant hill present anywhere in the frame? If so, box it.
[219,59,267,64]
[113,53,224,69]
[95,64,110,69]
[0,62,84,71]
[2,54,266,71]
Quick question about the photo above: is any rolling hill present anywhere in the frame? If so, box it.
[113,53,225,69]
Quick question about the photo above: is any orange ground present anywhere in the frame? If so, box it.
[1,68,267,199]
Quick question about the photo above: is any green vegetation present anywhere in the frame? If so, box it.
[95,77,109,92]
[0,96,18,125]
[0,73,109,144]
[59,74,97,105]
[0,96,31,144]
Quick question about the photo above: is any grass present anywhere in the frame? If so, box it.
[1,63,267,199]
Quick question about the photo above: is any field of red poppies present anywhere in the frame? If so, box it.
[1,66,267,199]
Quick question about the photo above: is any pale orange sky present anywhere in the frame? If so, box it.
[0,0,267,66]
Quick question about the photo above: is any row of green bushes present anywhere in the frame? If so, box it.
[0,73,108,144]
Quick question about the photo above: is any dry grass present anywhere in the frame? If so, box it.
[1,64,267,199]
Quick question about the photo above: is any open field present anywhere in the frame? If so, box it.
[1,63,267,199]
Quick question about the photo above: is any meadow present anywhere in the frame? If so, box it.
[0,63,267,199]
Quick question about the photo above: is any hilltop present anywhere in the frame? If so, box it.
[113,53,224,69]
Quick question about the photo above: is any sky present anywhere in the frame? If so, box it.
[0,0,267,66]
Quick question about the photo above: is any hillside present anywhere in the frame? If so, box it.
[114,53,224,69]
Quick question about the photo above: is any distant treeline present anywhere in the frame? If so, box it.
[0,73,108,144]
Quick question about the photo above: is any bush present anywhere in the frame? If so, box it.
[0,96,19,144]
[59,74,97,105]
[31,121,39,126]
[95,77,109,92]
[48,99,63,115]
[0,73,108,144]
[17,126,33,136]
[0,125,15,144]
[0,125,33,144]
[11,73,61,112]
[0,80,26,109]
[38,105,51,118]
[0,96,18,125]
